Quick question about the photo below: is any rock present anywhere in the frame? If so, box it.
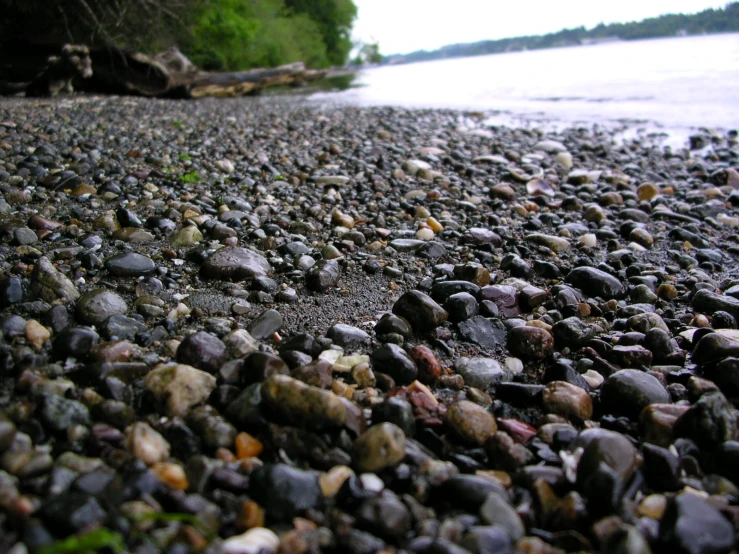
[454,357,506,389]
[144,363,217,417]
[355,490,412,540]
[222,528,280,554]
[534,139,567,153]
[328,324,371,351]
[104,252,156,277]
[0,413,16,453]
[262,375,364,434]
[370,344,418,384]
[508,326,554,359]
[31,256,79,303]
[353,423,406,473]
[53,326,97,359]
[693,289,739,322]
[40,492,107,534]
[200,246,271,281]
[100,314,146,341]
[176,331,226,374]
[640,404,690,447]
[372,397,415,437]
[458,316,506,350]
[566,267,625,299]
[40,394,91,432]
[306,259,341,292]
[575,427,639,486]
[444,292,479,323]
[526,233,570,253]
[75,289,127,325]
[660,493,734,554]
[247,309,283,340]
[0,276,24,307]
[169,225,203,247]
[479,285,520,318]
[692,333,739,365]
[542,381,593,421]
[250,464,322,521]
[600,370,670,419]
[392,290,447,332]
[125,422,170,465]
[552,317,597,349]
[674,392,737,448]
[445,400,497,445]
[480,492,525,542]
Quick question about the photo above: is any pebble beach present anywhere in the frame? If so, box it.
[0,94,738,554]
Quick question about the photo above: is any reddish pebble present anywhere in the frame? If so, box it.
[410,345,442,383]
[497,418,537,444]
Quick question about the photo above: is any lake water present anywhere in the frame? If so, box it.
[311,33,739,147]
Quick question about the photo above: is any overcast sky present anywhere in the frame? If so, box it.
[352,1,729,54]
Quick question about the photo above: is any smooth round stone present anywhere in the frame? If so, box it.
[445,400,497,445]
[674,391,737,448]
[565,267,625,299]
[392,290,448,332]
[600,370,670,419]
[660,493,734,554]
[526,233,570,253]
[125,422,170,465]
[444,292,479,323]
[355,490,412,540]
[353,423,406,473]
[40,394,91,432]
[637,182,660,201]
[372,397,415,437]
[507,326,554,359]
[222,528,280,554]
[542,381,593,421]
[250,463,322,521]
[31,256,80,303]
[375,313,412,338]
[552,317,597,349]
[105,252,156,277]
[246,309,283,340]
[328,323,371,351]
[0,276,24,307]
[454,357,506,389]
[370,343,418,384]
[200,246,271,281]
[75,289,127,325]
[176,331,226,374]
[169,226,203,247]
[575,428,639,486]
[480,492,525,542]
[144,363,217,417]
[112,228,154,243]
[306,259,341,292]
[692,332,739,365]
[53,326,97,359]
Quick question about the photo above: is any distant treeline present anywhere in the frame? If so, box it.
[0,0,357,70]
[390,2,739,64]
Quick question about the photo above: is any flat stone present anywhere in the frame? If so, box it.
[75,289,127,326]
[31,256,79,303]
[458,316,506,350]
[105,252,156,277]
[200,247,271,281]
[566,267,625,299]
[600,369,670,419]
[454,357,506,389]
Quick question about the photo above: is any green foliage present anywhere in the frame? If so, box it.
[181,171,200,183]
[284,0,357,66]
[352,41,383,65]
[38,529,125,554]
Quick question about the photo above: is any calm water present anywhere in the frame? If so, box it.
[312,33,739,145]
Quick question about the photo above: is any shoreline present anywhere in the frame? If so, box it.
[0,95,738,553]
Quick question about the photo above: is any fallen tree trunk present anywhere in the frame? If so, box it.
[0,41,348,99]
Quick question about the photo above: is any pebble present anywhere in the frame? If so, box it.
[542,381,593,421]
[75,289,128,325]
[445,400,497,445]
[566,266,625,299]
[454,357,506,389]
[392,290,448,332]
[600,369,670,419]
[144,363,217,417]
[31,256,80,303]
[507,326,554,359]
[200,246,271,281]
[125,422,170,465]
[352,422,406,473]
[104,252,156,277]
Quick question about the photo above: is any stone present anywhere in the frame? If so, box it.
[445,400,497,445]
[31,256,79,303]
[508,326,554,359]
[444,292,479,323]
[40,395,91,432]
[247,309,283,340]
[410,345,442,383]
[674,392,737,449]
[479,285,520,318]
[250,464,322,521]
[370,343,418,384]
[480,492,525,542]
[75,289,127,325]
[200,246,271,281]
[105,252,156,277]
[144,363,217,417]
[353,423,406,473]
[692,289,739,322]
[526,233,570,253]
[542,381,593,421]
[640,404,690,447]
[454,357,506,389]
[0,276,24,307]
[262,375,364,434]
[600,369,670,419]
[392,290,447,332]
[458,316,506,350]
[125,422,170,465]
[53,326,97,359]
[552,317,597,349]
[306,259,341,292]
[222,528,280,554]
[372,397,415,437]
[100,313,146,341]
[692,332,739,365]
[660,493,734,554]
[355,490,412,540]
[566,267,625,299]
[328,323,371,351]
[176,331,226,374]
[169,225,203,247]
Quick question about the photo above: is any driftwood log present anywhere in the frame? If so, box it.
[0,42,346,99]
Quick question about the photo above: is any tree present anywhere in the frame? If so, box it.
[284,0,358,66]
[352,41,383,65]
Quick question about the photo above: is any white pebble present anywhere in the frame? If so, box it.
[579,233,597,247]
[582,370,605,389]
[504,357,524,375]
[222,528,280,554]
